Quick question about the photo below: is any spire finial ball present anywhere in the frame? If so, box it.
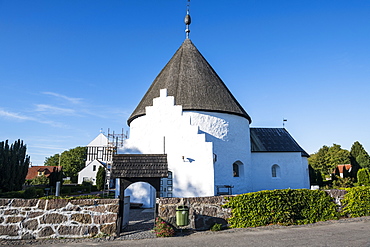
[184,13,191,25]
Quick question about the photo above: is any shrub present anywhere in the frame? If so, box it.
[24,187,37,199]
[357,168,370,186]
[210,223,223,231]
[96,166,106,191]
[332,176,354,189]
[223,189,339,228]
[28,175,49,185]
[341,186,370,217]
[153,217,175,237]
[0,190,24,198]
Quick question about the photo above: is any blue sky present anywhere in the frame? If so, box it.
[0,0,369,165]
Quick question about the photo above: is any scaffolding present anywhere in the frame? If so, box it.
[103,128,128,197]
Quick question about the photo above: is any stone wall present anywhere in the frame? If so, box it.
[158,190,348,231]
[0,198,119,240]
[158,196,231,230]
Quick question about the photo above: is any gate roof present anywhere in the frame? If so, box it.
[112,154,168,178]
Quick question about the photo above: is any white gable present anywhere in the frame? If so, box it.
[78,159,105,185]
[87,133,109,147]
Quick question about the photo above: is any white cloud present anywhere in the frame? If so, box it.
[35,104,77,116]
[42,92,83,104]
[0,108,68,128]
[0,109,33,121]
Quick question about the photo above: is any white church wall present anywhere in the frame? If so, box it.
[184,111,252,195]
[251,152,310,191]
[119,89,215,200]
[124,182,156,208]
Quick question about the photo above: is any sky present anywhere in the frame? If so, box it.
[0,0,369,165]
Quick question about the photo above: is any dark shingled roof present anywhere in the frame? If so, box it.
[250,128,309,157]
[128,39,251,125]
[111,154,168,178]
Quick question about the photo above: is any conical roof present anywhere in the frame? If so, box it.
[128,39,251,125]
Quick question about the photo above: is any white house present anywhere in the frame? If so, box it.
[78,133,110,185]
[116,37,310,208]
[78,160,105,185]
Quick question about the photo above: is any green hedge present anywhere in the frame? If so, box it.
[223,189,339,228]
[342,186,370,217]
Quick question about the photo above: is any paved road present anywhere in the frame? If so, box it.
[16,217,369,247]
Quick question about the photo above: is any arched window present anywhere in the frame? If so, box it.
[272,164,280,178]
[233,161,244,177]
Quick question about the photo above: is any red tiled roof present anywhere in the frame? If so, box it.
[336,164,352,174]
[26,166,62,180]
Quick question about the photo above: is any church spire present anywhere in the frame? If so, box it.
[184,0,191,39]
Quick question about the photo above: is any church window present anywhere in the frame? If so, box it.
[272,164,280,178]
[233,161,244,177]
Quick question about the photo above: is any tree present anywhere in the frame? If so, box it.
[308,165,323,186]
[44,146,87,182]
[308,145,329,174]
[0,140,30,192]
[325,144,350,175]
[350,141,370,169]
[44,153,60,166]
[357,168,370,186]
[96,166,106,191]
[308,144,350,177]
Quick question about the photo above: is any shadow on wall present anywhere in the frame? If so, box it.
[194,215,228,230]
[118,147,142,154]
[174,179,206,198]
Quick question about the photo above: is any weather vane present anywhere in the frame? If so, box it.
[185,0,191,39]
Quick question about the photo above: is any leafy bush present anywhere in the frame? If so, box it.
[39,194,101,200]
[63,179,72,184]
[357,168,370,186]
[223,189,339,228]
[28,175,49,185]
[153,217,175,237]
[61,186,72,194]
[341,186,370,217]
[24,187,37,199]
[332,176,354,189]
[210,223,223,231]
[0,190,24,198]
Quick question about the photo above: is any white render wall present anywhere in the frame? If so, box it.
[251,152,310,191]
[119,89,214,201]
[184,111,252,195]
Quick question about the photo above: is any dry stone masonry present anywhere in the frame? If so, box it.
[0,198,119,240]
[158,196,232,230]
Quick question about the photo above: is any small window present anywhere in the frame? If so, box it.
[233,161,244,177]
[233,163,239,177]
[93,165,96,171]
[272,164,280,178]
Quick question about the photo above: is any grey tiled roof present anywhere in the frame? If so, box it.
[128,39,251,125]
[111,154,168,178]
[250,128,309,157]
